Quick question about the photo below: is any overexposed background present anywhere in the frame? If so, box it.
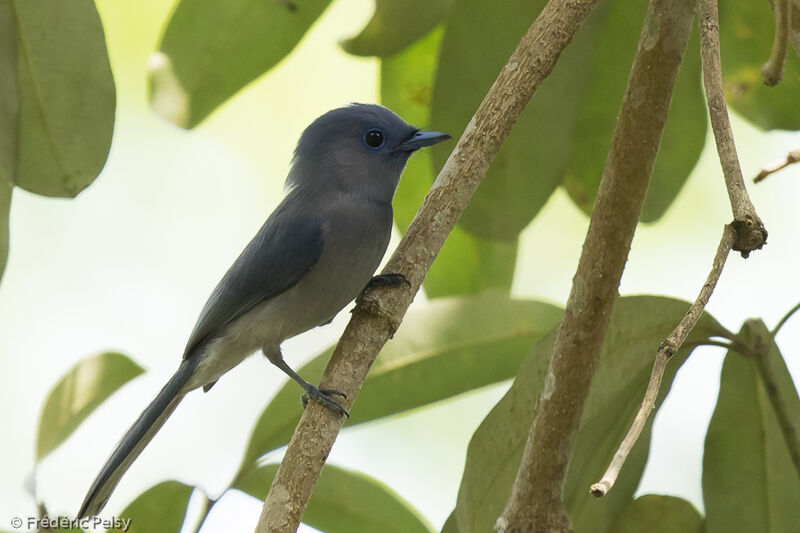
[1,0,799,531]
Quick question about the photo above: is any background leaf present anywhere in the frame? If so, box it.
[609,495,703,533]
[452,296,725,533]
[0,0,18,188]
[430,0,606,241]
[380,28,517,296]
[0,181,10,283]
[36,352,145,461]
[563,7,706,222]
[234,293,563,480]
[235,464,433,533]
[153,0,331,128]
[718,0,800,130]
[703,320,800,533]
[13,0,115,197]
[341,0,453,57]
[113,481,193,533]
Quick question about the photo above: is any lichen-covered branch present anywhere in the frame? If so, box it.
[494,0,698,531]
[762,0,790,85]
[252,0,603,530]
[699,0,768,256]
[590,224,736,497]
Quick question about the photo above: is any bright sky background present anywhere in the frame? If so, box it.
[1,0,799,532]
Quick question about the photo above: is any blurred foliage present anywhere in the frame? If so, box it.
[703,320,800,533]
[236,464,434,533]
[15,0,800,531]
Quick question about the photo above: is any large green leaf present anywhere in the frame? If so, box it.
[114,481,193,533]
[430,0,609,240]
[563,5,706,222]
[341,0,452,57]
[703,320,800,533]
[12,0,115,197]
[718,0,800,130]
[235,464,433,533]
[0,0,18,188]
[36,352,145,461]
[380,28,517,296]
[452,296,725,533]
[153,0,331,128]
[609,495,703,533]
[234,293,563,479]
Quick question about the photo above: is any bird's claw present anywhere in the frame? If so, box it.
[301,386,350,418]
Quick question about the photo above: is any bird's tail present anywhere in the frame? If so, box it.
[77,356,200,518]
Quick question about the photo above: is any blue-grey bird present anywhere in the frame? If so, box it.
[77,104,450,517]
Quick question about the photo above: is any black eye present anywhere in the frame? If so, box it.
[364,128,385,149]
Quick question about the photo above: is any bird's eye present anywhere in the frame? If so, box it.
[364,128,385,149]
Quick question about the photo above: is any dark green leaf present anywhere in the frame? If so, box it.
[453,296,725,533]
[153,0,331,128]
[235,293,562,478]
[703,320,800,533]
[430,0,608,240]
[0,0,18,187]
[235,464,433,533]
[380,28,517,296]
[341,0,452,57]
[441,511,460,533]
[609,495,703,533]
[718,0,800,130]
[36,352,145,461]
[112,481,193,533]
[563,6,706,222]
[13,0,115,197]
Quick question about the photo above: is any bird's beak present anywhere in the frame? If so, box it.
[395,130,452,152]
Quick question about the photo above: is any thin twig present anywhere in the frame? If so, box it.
[699,0,768,257]
[252,1,603,531]
[772,301,800,335]
[754,148,800,183]
[590,224,736,497]
[762,0,790,85]
[496,0,698,530]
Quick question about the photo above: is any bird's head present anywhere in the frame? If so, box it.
[287,104,450,204]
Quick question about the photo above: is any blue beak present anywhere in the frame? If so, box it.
[395,130,451,152]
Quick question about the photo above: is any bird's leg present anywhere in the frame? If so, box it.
[364,272,411,291]
[262,347,349,418]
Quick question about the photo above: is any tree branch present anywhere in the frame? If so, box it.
[753,148,800,183]
[495,0,698,531]
[762,0,790,85]
[590,224,736,497]
[699,0,768,256]
[252,0,603,530]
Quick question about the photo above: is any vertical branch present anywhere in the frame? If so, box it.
[762,0,790,85]
[699,0,768,256]
[496,0,698,531]
[253,0,603,531]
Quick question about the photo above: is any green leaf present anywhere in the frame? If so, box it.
[234,293,563,478]
[36,352,145,461]
[0,0,18,187]
[235,464,433,533]
[703,319,800,533]
[153,0,331,128]
[113,481,194,533]
[609,495,703,533]
[0,180,10,283]
[563,6,706,222]
[380,28,517,296]
[341,0,452,57]
[12,0,115,197]
[430,0,608,240]
[441,511,460,533]
[717,0,800,130]
[452,296,725,533]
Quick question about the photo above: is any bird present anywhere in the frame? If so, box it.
[77,103,450,517]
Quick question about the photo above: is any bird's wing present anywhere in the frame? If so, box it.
[183,210,323,358]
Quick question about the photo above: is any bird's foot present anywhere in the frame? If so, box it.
[301,386,349,418]
[367,272,411,290]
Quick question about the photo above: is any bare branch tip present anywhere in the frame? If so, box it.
[590,482,609,498]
